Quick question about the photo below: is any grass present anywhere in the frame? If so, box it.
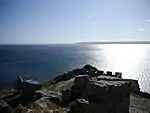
[42,81,57,91]
[0,89,16,98]
[42,78,74,91]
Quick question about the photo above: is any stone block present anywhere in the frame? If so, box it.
[115,72,122,78]
[85,80,130,103]
[75,75,90,88]
[62,88,71,105]
[106,71,112,76]
[22,79,42,94]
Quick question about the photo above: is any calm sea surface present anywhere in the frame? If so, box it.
[0,44,150,93]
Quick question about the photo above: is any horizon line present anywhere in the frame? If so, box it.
[1,40,150,45]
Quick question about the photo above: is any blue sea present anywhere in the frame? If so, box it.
[0,44,150,93]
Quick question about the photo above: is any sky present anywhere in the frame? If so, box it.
[0,0,150,44]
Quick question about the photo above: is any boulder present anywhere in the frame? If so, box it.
[33,97,68,113]
[53,74,71,83]
[0,100,11,113]
[61,88,71,105]
[86,80,130,103]
[13,104,27,113]
[71,68,87,75]
[97,75,140,92]
[33,97,51,109]
[70,78,130,113]
[33,97,55,112]
[75,75,90,88]
[69,99,89,113]
[22,79,42,94]
[115,72,122,78]
[106,71,112,76]
[70,75,90,100]
[35,90,61,104]
[82,64,98,72]
[97,70,104,76]
[69,99,121,113]
[127,79,140,92]
[84,79,130,113]
[15,76,24,90]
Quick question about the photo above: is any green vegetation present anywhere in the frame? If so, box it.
[42,79,74,91]
[0,89,16,98]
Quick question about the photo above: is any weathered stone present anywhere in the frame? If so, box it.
[97,75,122,81]
[97,70,104,76]
[106,71,112,76]
[33,97,68,113]
[127,79,140,92]
[53,74,71,83]
[115,72,122,78]
[69,99,112,113]
[97,75,140,92]
[82,64,98,72]
[22,79,42,94]
[14,104,27,113]
[0,100,11,113]
[86,80,130,103]
[75,75,90,88]
[33,97,51,109]
[89,102,113,113]
[70,75,90,100]
[70,77,130,113]
[35,90,61,104]
[69,99,89,113]
[15,76,24,90]
[61,88,71,105]
[72,68,87,75]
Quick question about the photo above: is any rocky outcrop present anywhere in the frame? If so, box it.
[70,75,90,100]
[69,74,130,113]
[115,72,122,78]
[51,64,123,84]
[35,90,62,105]
[61,89,71,105]
[1,64,146,113]
[68,99,89,113]
[13,104,27,113]
[22,79,42,94]
[0,99,11,113]
[97,75,140,93]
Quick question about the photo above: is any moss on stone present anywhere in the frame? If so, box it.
[42,78,74,91]
[0,89,16,98]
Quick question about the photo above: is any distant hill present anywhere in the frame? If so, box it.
[77,41,150,44]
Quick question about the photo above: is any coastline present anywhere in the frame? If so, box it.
[0,64,150,113]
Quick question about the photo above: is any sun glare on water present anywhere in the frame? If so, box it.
[92,44,148,79]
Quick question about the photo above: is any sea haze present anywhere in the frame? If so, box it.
[0,44,150,93]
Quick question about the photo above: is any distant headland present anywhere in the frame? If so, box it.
[77,41,150,44]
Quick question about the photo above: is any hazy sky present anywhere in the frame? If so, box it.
[0,0,150,44]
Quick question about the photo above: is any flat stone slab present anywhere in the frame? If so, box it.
[92,79,129,87]
[97,75,140,92]
[36,90,62,98]
[97,75,123,81]
[24,80,41,85]
[22,79,42,93]
[75,75,90,78]
[86,80,130,103]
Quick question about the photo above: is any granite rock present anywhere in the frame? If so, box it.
[61,88,71,105]
[0,100,11,113]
